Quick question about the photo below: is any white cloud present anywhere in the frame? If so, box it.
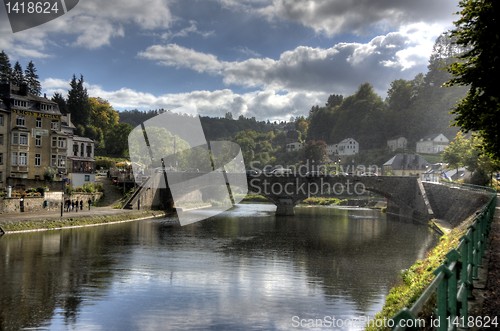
[42,78,325,121]
[255,0,458,36]
[139,21,445,96]
[138,44,224,74]
[0,0,173,53]
[161,20,214,40]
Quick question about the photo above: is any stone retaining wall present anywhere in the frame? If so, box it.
[0,192,103,214]
[422,182,492,226]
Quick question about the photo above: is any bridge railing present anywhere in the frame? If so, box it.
[434,180,497,194]
[391,192,497,330]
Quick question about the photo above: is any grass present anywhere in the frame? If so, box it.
[364,216,474,330]
[240,193,270,203]
[300,197,344,205]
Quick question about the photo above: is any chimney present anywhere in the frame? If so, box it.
[19,83,28,96]
[0,82,11,97]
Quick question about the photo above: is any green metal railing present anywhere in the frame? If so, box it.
[391,193,497,330]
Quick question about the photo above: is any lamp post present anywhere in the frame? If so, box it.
[60,160,66,217]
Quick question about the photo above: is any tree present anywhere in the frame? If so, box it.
[443,132,500,185]
[67,74,91,127]
[325,94,343,108]
[24,61,41,95]
[442,132,476,171]
[88,97,119,132]
[52,92,68,114]
[105,123,133,157]
[12,61,24,87]
[0,50,12,83]
[386,79,414,112]
[447,0,500,160]
[295,117,309,141]
[303,140,327,164]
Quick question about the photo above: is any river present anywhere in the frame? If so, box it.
[0,204,436,330]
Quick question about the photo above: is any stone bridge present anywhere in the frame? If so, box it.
[247,174,429,219]
[125,172,494,225]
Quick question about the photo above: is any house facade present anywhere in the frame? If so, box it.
[286,142,304,152]
[387,136,407,152]
[416,133,449,154]
[327,138,359,156]
[0,83,95,190]
[68,136,95,187]
[0,83,67,183]
[383,153,430,176]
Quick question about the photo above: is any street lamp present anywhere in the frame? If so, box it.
[60,159,66,217]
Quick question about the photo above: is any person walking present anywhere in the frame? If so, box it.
[88,198,92,210]
[80,199,83,211]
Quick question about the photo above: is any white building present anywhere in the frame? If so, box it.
[328,138,359,156]
[387,136,407,152]
[61,114,96,187]
[286,142,304,152]
[416,134,449,154]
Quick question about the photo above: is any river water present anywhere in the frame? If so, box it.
[0,204,436,330]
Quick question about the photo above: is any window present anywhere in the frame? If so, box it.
[36,117,42,128]
[0,114,3,126]
[58,137,66,148]
[12,132,29,146]
[0,134,3,145]
[20,134,28,145]
[13,99,28,107]
[11,152,28,166]
[35,154,41,166]
[51,154,66,167]
[0,171,3,183]
[86,144,93,157]
[19,152,27,165]
[16,115,25,126]
[80,143,84,157]
[51,120,59,130]
[73,143,78,156]
[40,104,52,111]
[51,136,66,148]
[0,153,3,165]
[35,135,41,147]
[85,175,90,182]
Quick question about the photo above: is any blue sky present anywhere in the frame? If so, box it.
[0,0,460,121]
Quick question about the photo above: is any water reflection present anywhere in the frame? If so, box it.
[0,204,436,330]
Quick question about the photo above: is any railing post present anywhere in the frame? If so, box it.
[446,250,460,324]
[471,223,480,279]
[434,266,451,331]
[460,235,472,300]
[458,239,471,322]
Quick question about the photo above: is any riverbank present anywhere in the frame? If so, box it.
[366,194,499,331]
[0,207,168,234]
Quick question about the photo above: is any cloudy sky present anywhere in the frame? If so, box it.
[0,0,460,121]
